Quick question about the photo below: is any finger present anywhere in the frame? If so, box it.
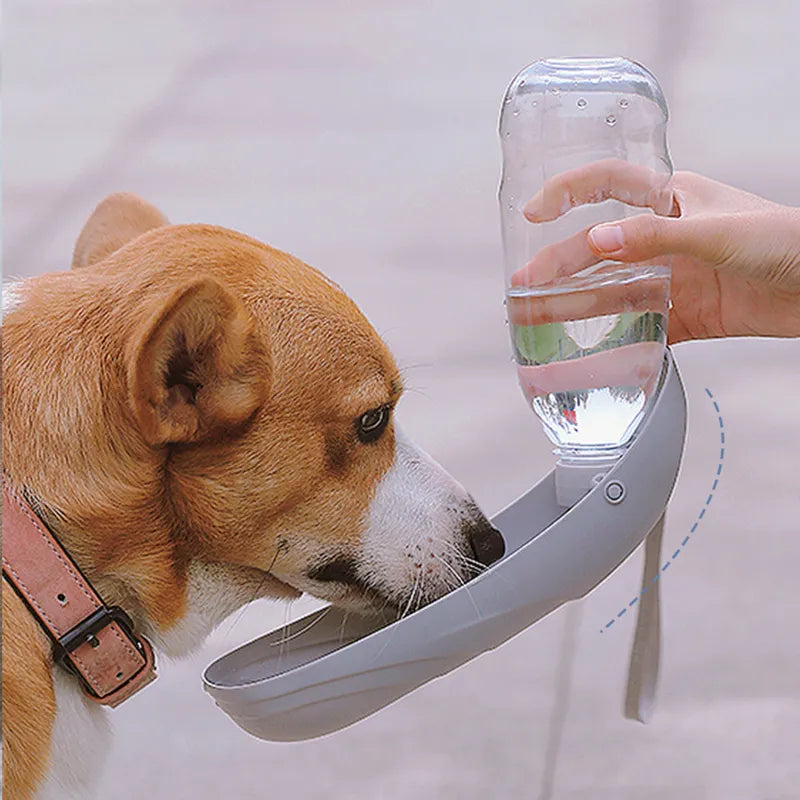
[523,158,675,222]
[587,213,735,266]
[666,309,693,345]
[511,227,601,287]
[507,271,670,327]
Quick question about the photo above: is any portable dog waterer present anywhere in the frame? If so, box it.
[203,57,683,741]
[203,350,685,740]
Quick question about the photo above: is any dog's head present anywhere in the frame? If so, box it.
[120,222,505,617]
[4,194,504,649]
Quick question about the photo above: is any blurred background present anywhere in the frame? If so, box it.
[4,1,800,798]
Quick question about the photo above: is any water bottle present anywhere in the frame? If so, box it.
[498,57,674,506]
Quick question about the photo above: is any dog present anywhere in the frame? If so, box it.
[1,193,504,800]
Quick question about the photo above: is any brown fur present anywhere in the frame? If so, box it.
[2,194,403,797]
[2,589,57,800]
[71,192,169,270]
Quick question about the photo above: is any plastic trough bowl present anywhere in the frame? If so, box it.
[203,350,686,741]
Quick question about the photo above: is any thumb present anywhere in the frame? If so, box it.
[587,214,723,264]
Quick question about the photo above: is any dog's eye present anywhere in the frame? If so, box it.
[356,406,390,443]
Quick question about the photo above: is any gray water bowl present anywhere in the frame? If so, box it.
[204,349,686,741]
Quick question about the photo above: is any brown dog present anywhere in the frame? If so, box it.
[1,194,503,800]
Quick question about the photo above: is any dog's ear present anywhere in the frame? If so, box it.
[128,278,270,445]
[73,193,169,270]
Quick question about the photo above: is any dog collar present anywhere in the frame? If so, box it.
[2,476,157,707]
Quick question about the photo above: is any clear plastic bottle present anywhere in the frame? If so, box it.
[498,57,674,505]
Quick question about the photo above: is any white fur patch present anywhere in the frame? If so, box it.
[359,426,480,611]
[36,670,112,800]
[144,561,294,659]
[2,280,25,317]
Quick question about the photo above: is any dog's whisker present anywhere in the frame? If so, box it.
[437,536,517,593]
[432,554,483,621]
[365,574,421,666]
[338,610,350,645]
[398,573,422,622]
[224,542,286,635]
[415,584,427,611]
[428,535,489,575]
[432,553,470,589]
[440,546,488,572]
[436,534,493,569]
[405,575,422,620]
[278,598,293,660]
[272,605,333,649]
[223,571,269,635]
[397,361,436,377]
[398,386,432,400]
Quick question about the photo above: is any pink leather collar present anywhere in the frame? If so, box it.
[2,476,156,707]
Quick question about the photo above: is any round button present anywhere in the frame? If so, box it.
[605,480,626,504]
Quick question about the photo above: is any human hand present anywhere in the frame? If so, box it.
[518,160,800,343]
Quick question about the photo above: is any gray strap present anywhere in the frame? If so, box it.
[624,512,665,723]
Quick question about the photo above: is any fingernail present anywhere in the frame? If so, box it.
[523,193,544,220]
[589,225,624,253]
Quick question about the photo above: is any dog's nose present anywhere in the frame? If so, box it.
[466,517,506,567]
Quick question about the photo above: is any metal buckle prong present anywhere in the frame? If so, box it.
[53,605,147,698]
[56,605,138,654]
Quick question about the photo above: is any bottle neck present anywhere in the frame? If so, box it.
[554,450,621,507]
